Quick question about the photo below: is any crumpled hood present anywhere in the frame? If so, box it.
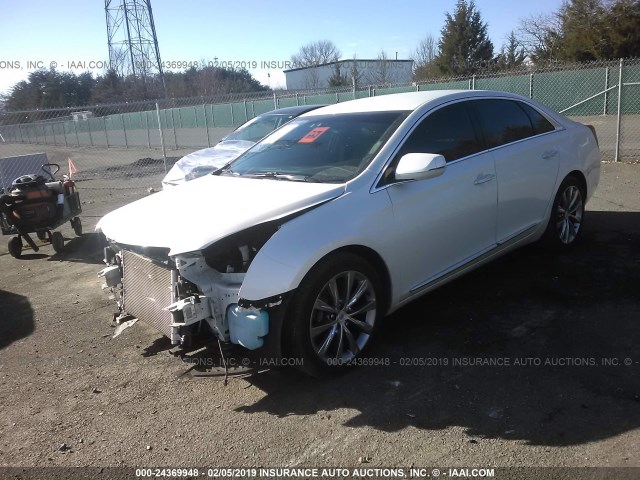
[97,174,345,255]
[162,140,255,187]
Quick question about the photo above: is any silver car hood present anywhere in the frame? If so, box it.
[161,140,255,187]
[97,174,345,255]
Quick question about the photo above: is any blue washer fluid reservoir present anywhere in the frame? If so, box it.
[227,304,269,350]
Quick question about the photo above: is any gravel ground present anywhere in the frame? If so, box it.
[0,162,638,475]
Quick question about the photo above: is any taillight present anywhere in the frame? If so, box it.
[586,124,599,147]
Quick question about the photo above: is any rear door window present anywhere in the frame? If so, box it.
[471,99,536,148]
[517,102,556,135]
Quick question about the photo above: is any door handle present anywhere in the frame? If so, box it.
[542,149,558,159]
[474,173,495,185]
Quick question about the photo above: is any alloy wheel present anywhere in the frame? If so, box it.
[309,270,377,363]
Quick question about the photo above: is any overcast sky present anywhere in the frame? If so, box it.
[0,0,564,95]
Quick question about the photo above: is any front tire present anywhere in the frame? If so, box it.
[285,252,383,377]
[8,237,22,259]
[71,217,82,236]
[541,175,585,249]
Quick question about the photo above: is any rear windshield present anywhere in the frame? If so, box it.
[225,113,298,143]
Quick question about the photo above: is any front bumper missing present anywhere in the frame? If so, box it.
[99,249,277,351]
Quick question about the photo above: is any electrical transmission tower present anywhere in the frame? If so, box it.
[104,0,166,96]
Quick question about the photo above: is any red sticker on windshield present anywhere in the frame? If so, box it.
[298,126,330,143]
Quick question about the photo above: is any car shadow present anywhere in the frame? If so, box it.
[232,210,640,447]
[0,289,34,350]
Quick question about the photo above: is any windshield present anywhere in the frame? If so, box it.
[225,113,298,143]
[222,111,408,183]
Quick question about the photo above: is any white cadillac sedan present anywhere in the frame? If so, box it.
[97,90,600,376]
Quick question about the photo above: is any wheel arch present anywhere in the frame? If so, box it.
[324,244,393,315]
[566,169,588,197]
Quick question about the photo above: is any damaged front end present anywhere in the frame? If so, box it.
[98,221,288,353]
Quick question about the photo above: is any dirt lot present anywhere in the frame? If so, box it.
[0,162,639,475]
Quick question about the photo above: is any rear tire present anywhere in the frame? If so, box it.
[285,252,384,377]
[8,237,22,259]
[51,231,64,253]
[540,175,585,250]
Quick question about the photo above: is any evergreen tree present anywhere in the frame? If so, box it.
[436,0,494,75]
[603,0,640,59]
[518,0,640,63]
[328,62,350,88]
[496,31,526,70]
[556,0,610,61]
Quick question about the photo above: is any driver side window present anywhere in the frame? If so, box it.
[382,101,482,184]
[399,101,482,162]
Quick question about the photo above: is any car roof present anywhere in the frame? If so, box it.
[303,90,527,115]
[263,105,324,116]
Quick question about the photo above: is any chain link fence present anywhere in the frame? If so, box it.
[0,58,638,224]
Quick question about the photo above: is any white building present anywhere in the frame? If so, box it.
[284,59,414,90]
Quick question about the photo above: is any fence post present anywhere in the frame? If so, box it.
[88,120,94,146]
[73,120,79,146]
[145,111,151,148]
[193,106,199,128]
[603,66,609,116]
[170,109,177,148]
[614,59,623,162]
[273,92,278,109]
[336,92,339,103]
[296,93,300,106]
[156,102,168,173]
[63,123,68,147]
[121,114,128,148]
[104,117,110,148]
[230,104,235,126]
[43,125,48,145]
[529,73,534,99]
[203,104,211,148]
[244,100,248,122]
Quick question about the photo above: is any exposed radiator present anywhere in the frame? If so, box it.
[122,250,174,338]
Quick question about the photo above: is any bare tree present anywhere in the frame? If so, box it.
[413,34,438,70]
[412,33,439,80]
[372,50,391,85]
[291,40,341,89]
[350,55,364,89]
[517,13,562,63]
[291,40,341,67]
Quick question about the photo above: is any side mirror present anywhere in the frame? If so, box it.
[395,153,446,181]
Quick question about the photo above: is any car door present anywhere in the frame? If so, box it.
[382,101,497,299]
[469,99,560,243]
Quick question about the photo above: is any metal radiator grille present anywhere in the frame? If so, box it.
[122,250,173,338]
